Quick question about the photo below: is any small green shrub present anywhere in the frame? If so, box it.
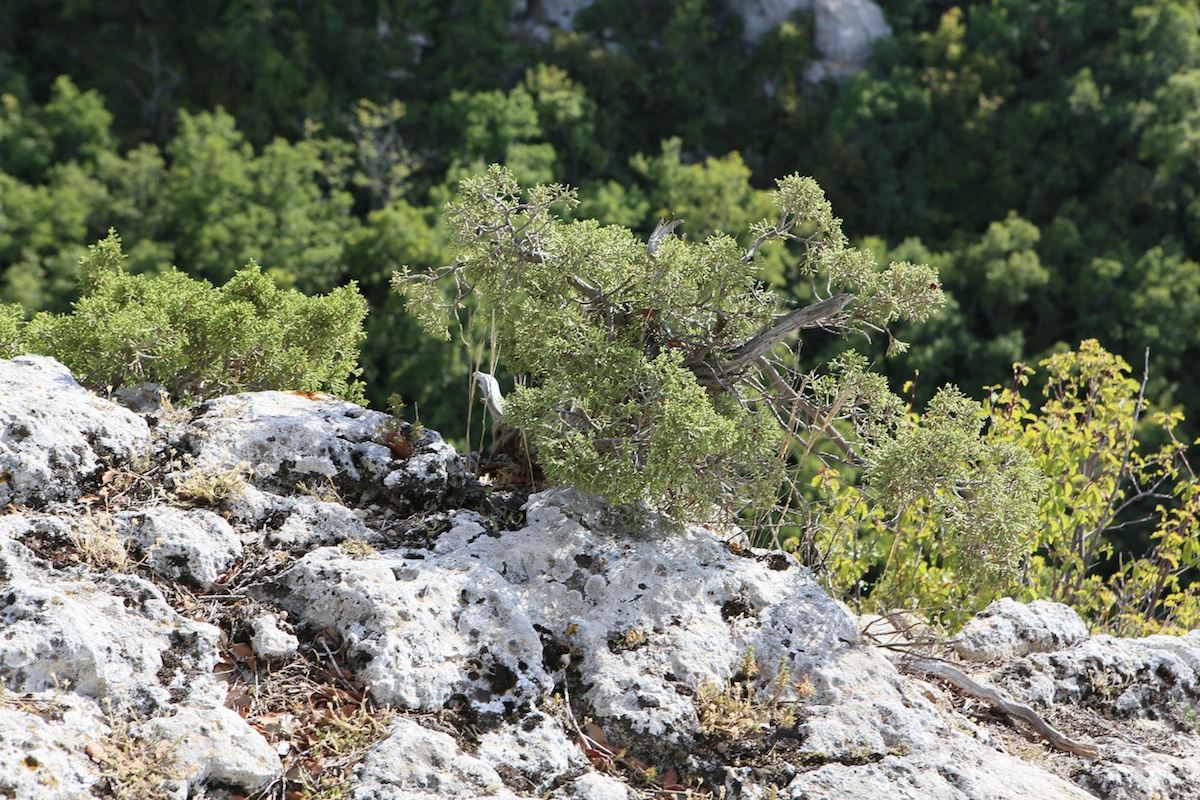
[990,340,1200,635]
[396,165,954,522]
[813,339,1200,633]
[20,231,367,402]
[806,382,1044,629]
[0,304,23,357]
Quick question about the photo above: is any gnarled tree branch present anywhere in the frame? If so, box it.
[722,293,854,373]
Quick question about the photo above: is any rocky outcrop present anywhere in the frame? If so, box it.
[0,355,150,508]
[1,355,1199,799]
[736,0,816,43]
[806,0,892,81]
[514,0,889,80]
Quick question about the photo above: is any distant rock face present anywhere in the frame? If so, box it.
[806,0,892,81]
[0,355,1198,800]
[515,0,889,80]
[736,0,816,42]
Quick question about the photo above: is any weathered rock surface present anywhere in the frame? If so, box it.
[806,0,892,81]
[735,0,816,43]
[137,705,281,796]
[352,715,520,800]
[180,390,485,512]
[0,517,222,713]
[0,355,150,508]
[1,355,1199,800]
[0,692,102,799]
[129,506,242,590]
[954,597,1091,661]
[249,613,299,661]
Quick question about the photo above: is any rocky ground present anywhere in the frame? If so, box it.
[1,354,1199,800]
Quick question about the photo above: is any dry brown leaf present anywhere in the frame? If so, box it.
[229,642,255,661]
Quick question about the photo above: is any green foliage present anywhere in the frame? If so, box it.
[165,109,357,292]
[442,65,602,189]
[4,0,1200,636]
[347,99,416,209]
[987,340,1200,635]
[21,231,366,402]
[398,165,782,518]
[0,0,439,146]
[0,303,23,357]
[813,339,1200,633]
[395,167,1020,537]
[804,381,1042,629]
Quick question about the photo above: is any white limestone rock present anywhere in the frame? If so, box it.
[1073,743,1200,800]
[954,597,1090,662]
[736,0,815,42]
[249,614,299,661]
[257,489,952,766]
[130,506,242,589]
[551,772,634,800]
[0,356,151,508]
[137,705,281,795]
[0,693,102,800]
[3,356,1198,799]
[517,0,890,80]
[515,0,595,33]
[181,391,388,491]
[252,524,554,717]
[224,481,289,528]
[1018,630,1200,714]
[780,750,1097,799]
[352,715,520,800]
[381,426,485,512]
[265,495,371,552]
[181,390,483,512]
[950,617,1200,800]
[0,520,222,712]
[476,711,588,794]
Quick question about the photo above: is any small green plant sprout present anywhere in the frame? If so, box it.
[19,231,368,402]
[379,392,422,459]
[172,459,251,506]
[608,628,650,653]
[396,167,997,518]
[1172,700,1200,734]
[695,647,803,739]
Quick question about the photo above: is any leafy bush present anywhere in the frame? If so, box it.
[807,382,1044,629]
[991,340,1200,635]
[397,165,1041,588]
[814,339,1200,633]
[20,231,367,402]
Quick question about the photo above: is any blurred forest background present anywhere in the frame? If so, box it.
[3,0,1200,444]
